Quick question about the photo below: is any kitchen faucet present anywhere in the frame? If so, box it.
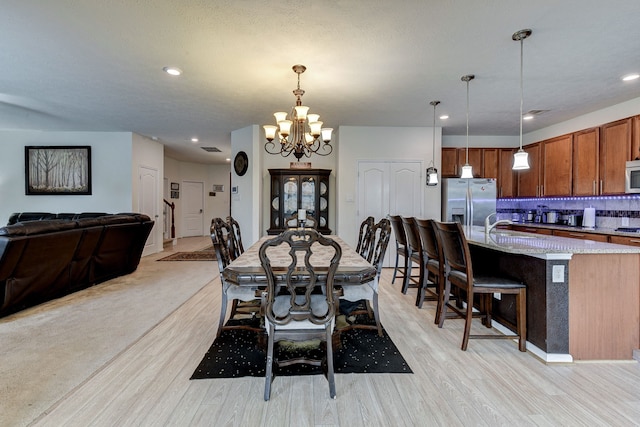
[485,212,513,234]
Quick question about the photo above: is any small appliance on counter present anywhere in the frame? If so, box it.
[544,210,559,224]
[566,214,583,227]
[525,210,535,222]
[583,207,596,229]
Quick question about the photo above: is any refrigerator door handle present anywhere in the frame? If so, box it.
[467,185,473,228]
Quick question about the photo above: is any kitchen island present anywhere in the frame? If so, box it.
[463,226,640,362]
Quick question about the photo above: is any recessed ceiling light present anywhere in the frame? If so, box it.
[226,158,231,162]
[523,114,534,120]
[163,66,182,76]
[191,137,199,142]
[622,73,640,81]
[439,115,449,120]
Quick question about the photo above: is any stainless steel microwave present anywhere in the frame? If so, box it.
[626,160,640,193]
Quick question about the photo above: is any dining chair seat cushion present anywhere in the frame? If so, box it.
[272,294,330,319]
[340,278,378,301]
[223,282,260,301]
[448,270,524,289]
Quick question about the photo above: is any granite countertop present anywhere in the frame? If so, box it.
[464,226,640,260]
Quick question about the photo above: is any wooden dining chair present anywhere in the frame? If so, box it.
[433,221,527,352]
[388,215,409,286]
[226,215,244,255]
[338,217,391,336]
[259,229,342,400]
[211,218,262,338]
[355,216,375,258]
[401,216,424,295]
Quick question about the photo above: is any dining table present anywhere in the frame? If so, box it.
[222,234,377,289]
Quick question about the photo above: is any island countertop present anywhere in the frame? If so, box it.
[464,225,640,259]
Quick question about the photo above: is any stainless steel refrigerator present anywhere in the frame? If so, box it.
[441,178,497,227]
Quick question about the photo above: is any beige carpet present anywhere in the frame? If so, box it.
[0,237,216,427]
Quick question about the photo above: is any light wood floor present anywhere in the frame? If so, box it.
[30,242,640,426]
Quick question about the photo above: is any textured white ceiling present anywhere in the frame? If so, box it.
[1,0,640,164]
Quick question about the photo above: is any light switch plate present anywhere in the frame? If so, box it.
[552,265,565,283]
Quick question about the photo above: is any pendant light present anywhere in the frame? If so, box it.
[460,74,474,179]
[512,29,532,170]
[426,100,440,186]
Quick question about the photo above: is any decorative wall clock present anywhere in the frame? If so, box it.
[234,151,249,176]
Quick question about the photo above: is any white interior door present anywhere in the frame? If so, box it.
[358,161,422,266]
[139,166,159,255]
[182,181,204,237]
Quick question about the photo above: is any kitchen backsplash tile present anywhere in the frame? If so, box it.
[497,195,640,229]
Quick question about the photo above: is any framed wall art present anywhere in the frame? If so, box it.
[25,146,92,195]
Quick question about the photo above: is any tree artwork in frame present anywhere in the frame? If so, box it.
[25,146,92,195]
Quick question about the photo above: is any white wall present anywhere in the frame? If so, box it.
[443,135,519,148]
[0,130,133,224]
[336,126,441,248]
[525,96,640,144]
[163,155,231,238]
[231,125,262,247]
[132,133,164,251]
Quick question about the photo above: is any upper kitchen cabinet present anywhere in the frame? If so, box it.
[572,127,600,196]
[600,118,632,194]
[517,143,541,197]
[442,147,482,178]
[482,148,499,179]
[441,148,458,177]
[633,115,640,161]
[542,134,573,197]
[498,148,516,198]
[456,148,483,178]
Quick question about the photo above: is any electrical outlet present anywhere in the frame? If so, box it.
[552,265,565,283]
[494,293,501,300]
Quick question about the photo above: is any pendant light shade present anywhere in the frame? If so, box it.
[460,74,475,179]
[512,29,532,170]
[426,100,440,186]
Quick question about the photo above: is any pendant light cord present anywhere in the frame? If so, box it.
[466,78,469,164]
[519,37,524,150]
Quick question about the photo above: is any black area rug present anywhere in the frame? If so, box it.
[191,316,412,379]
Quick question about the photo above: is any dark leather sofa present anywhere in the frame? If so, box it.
[0,212,154,317]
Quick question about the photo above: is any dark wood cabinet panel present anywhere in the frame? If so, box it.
[600,118,632,195]
[498,148,516,198]
[542,134,573,197]
[482,148,499,179]
[456,148,483,178]
[632,115,640,161]
[441,148,458,177]
[517,143,541,197]
[553,229,609,242]
[572,127,599,196]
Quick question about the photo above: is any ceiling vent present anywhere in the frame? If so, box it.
[201,146,221,153]
[525,109,549,116]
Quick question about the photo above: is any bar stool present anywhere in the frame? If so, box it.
[388,215,409,286]
[401,216,424,295]
[414,219,443,319]
[433,221,527,352]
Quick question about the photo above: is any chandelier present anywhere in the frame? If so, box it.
[263,65,333,160]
